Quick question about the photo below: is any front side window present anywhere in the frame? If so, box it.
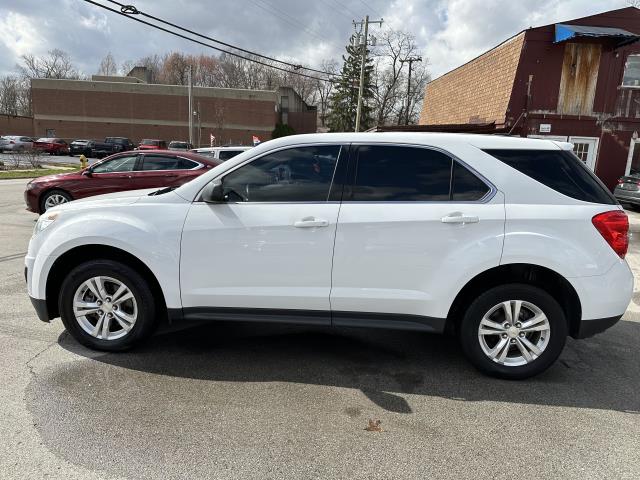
[222,145,340,202]
[350,145,452,201]
[622,55,640,87]
[142,155,197,171]
[92,155,138,173]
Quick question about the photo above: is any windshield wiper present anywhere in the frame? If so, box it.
[148,186,178,196]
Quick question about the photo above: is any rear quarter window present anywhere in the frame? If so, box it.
[483,149,616,205]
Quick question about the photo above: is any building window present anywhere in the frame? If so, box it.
[622,55,640,87]
[572,142,590,163]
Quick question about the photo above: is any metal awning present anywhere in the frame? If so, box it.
[554,24,640,47]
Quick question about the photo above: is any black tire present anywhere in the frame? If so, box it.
[39,189,72,213]
[59,260,158,351]
[459,284,567,380]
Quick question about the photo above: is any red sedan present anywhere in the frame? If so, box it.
[33,138,69,155]
[24,150,220,213]
[137,139,167,150]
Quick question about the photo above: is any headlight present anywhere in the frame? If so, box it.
[33,212,59,235]
[26,182,35,190]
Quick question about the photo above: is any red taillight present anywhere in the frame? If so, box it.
[592,210,629,258]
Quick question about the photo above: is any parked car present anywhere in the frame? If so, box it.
[191,146,251,161]
[84,137,135,159]
[138,139,167,150]
[25,133,632,379]
[613,174,640,207]
[33,138,70,155]
[105,137,135,153]
[0,135,34,152]
[69,139,92,156]
[24,150,219,213]
[168,141,193,151]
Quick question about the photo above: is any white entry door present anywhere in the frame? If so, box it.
[568,136,599,170]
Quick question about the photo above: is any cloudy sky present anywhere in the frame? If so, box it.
[0,0,633,79]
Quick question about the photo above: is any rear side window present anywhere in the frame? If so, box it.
[483,149,616,204]
[219,150,243,160]
[143,155,197,170]
[351,145,452,201]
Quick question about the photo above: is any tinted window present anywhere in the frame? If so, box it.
[351,146,452,201]
[483,149,616,205]
[452,162,490,201]
[143,155,197,170]
[219,150,244,160]
[222,146,340,202]
[92,155,138,173]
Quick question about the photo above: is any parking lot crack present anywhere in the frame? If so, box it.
[25,341,57,380]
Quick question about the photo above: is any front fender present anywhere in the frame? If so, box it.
[28,203,188,309]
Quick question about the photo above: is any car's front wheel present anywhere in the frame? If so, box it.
[40,189,72,212]
[459,284,567,379]
[59,260,158,351]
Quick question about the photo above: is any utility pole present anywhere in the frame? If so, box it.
[400,56,422,125]
[187,65,193,144]
[353,15,383,132]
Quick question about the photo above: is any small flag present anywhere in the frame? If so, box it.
[252,135,261,146]
[210,133,215,147]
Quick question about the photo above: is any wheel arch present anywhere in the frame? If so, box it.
[446,263,582,338]
[45,244,167,321]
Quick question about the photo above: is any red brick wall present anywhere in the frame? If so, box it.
[420,32,525,125]
[0,115,34,137]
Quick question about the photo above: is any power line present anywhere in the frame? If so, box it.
[249,0,340,50]
[101,0,339,78]
[81,0,340,83]
[356,0,385,18]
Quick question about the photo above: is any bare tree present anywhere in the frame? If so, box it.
[0,75,22,115]
[18,49,79,80]
[97,52,118,76]
[370,30,428,126]
[315,59,338,127]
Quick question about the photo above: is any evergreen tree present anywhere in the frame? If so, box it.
[327,42,374,132]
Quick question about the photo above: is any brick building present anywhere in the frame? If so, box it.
[29,71,316,146]
[420,7,640,189]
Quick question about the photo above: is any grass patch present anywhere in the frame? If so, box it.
[0,167,80,180]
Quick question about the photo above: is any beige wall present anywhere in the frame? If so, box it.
[420,32,525,125]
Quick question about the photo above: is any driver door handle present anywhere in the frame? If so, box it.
[441,213,479,224]
[294,217,329,228]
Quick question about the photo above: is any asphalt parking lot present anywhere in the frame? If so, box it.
[1,179,639,479]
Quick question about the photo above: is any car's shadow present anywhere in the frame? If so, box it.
[58,318,640,414]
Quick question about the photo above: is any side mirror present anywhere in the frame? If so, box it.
[201,180,225,203]
[82,169,93,177]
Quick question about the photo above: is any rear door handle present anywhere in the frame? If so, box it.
[441,213,479,224]
[294,217,329,228]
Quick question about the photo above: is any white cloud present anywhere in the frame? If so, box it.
[0,0,633,80]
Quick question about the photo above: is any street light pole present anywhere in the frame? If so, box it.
[353,15,383,132]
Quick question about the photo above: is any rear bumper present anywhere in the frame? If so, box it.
[24,188,40,213]
[574,315,622,339]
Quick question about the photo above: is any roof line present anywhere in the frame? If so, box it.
[428,30,525,84]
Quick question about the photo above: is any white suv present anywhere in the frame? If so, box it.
[25,133,633,379]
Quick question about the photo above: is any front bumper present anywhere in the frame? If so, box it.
[29,295,50,323]
[24,187,39,213]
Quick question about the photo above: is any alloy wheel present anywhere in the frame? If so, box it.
[73,276,138,341]
[477,300,551,367]
[44,194,69,210]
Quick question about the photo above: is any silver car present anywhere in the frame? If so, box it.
[614,174,640,207]
[0,135,34,152]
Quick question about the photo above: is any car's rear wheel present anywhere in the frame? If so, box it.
[40,189,72,212]
[59,260,158,351]
[459,284,567,379]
